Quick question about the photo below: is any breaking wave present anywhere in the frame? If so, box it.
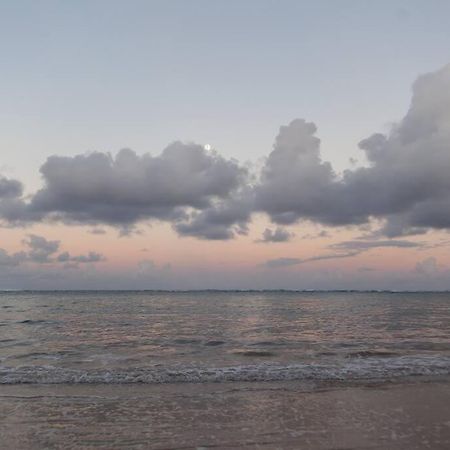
[1,355,449,384]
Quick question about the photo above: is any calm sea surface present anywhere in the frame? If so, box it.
[1,291,449,384]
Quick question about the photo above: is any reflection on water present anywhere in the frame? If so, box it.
[0,291,449,381]
[1,291,450,448]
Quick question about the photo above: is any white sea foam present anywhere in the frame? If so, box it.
[1,355,449,384]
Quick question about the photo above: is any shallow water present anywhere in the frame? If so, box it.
[1,291,449,384]
[1,381,449,449]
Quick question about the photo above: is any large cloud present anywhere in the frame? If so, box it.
[256,64,450,235]
[2,64,450,240]
[16,144,247,233]
[343,64,450,235]
[254,119,342,225]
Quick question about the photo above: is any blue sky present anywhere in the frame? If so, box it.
[2,0,450,188]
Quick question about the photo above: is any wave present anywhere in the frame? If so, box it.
[1,355,449,385]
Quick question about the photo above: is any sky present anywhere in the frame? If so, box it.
[1,0,450,290]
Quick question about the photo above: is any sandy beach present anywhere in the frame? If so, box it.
[1,379,449,449]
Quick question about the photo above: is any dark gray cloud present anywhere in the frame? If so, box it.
[254,119,341,225]
[1,144,249,239]
[0,176,23,199]
[71,252,104,263]
[340,65,450,234]
[255,64,450,235]
[257,227,294,243]
[23,234,60,263]
[174,190,253,240]
[1,64,450,240]
[0,175,37,226]
[28,144,246,229]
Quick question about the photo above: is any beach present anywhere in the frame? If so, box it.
[1,290,450,449]
[1,379,449,449]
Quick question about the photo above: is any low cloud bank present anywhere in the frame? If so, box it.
[0,234,105,269]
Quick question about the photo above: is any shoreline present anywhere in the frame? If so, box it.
[1,378,449,449]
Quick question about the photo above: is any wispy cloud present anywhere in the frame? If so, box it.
[264,239,421,268]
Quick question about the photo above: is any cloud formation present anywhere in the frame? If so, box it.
[255,64,450,236]
[57,251,105,264]
[414,257,441,276]
[0,248,26,267]
[330,240,421,251]
[0,234,105,268]
[23,234,60,263]
[264,239,421,268]
[0,176,23,199]
[1,64,450,241]
[0,144,247,238]
[257,227,294,243]
[174,190,253,240]
[30,144,245,228]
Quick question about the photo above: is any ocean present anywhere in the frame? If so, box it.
[1,291,449,449]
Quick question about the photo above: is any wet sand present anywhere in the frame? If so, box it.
[1,379,449,449]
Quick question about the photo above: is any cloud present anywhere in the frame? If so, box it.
[341,64,450,235]
[330,239,422,251]
[173,189,253,240]
[264,239,420,268]
[28,145,246,229]
[1,64,450,241]
[57,251,105,264]
[23,234,60,263]
[89,228,107,235]
[0,234,105,269]
[257,227,294,243]
[136,259,172,279]
[414,257,442,276]
[0,248,26,267]
[0,176,23,199]
[254,119,341,225]
[264,251,359,268]
[0,144,249,239]
[264,257,303,268]
[137,259,157,275]
[255,64,450,235]
[301,230,330,239]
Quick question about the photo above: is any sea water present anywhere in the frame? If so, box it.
[1,290,449,385]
